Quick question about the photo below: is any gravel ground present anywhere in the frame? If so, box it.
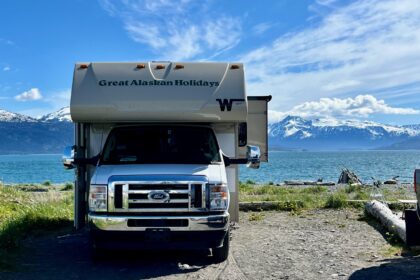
[233,210,420,280]
[1,209,420,280]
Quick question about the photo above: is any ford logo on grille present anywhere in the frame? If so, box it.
[148,191,170,201]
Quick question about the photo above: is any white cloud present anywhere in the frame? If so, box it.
[141,0,193,14]
[268,110,287,123]
[321,80,361,91]
[99,0,242,60]
[166,26,201,59]
[14,89,71,118]
[204,17,241,51]
[15,88,43,102]
[241,0,420,114]
[252,22,273,35]
[3,66,10,71]
[269,95,420,122]
[124,22,166,49]
[316,0,337,6]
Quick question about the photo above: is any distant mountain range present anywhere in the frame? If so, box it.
[269,116,420,150]
[0,108,73,154]
[0,108,419,154]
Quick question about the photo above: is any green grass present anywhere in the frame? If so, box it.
[0,184,73,270]
[239,182,414,212]
[239,183,331,211]
[380,244,403,257]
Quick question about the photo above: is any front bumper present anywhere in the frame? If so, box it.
[88,212,229,231]
[88,212,230,250]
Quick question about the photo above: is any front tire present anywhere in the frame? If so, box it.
[212,230,229,262]
[416,203,420,220]
[89,234,106,260]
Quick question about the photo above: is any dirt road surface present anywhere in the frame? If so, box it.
[1,210,420,280]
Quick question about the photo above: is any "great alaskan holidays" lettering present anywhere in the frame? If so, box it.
[98,79,220,88]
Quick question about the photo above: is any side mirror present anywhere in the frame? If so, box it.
[246,145,260,169]
[63,146,75,169]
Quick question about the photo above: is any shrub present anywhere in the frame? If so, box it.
[276,200,305,211]
[42,180,51,186]
[61,182,74,191]
[248,212,265,221]
[325,192,348,209]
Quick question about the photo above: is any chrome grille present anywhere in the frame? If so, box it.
[108,175,207,213]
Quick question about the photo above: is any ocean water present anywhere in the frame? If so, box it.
[0,154,75,184]
[240,150,420,184]
[0,151,419,184]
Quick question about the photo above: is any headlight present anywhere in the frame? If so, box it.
[209,184,229,211]
[89,185,107,212]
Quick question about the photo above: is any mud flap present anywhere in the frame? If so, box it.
[405,209,420,247]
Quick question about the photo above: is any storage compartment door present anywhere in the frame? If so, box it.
[247,96,271,162]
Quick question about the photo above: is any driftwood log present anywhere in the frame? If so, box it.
[338,168,362,185]
[365,200,406,243]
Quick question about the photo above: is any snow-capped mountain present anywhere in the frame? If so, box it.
[403,124,420,131]
[38,107,71,122]
[0,109,37,122]
[269,116,313,139]
[0,107,73,154]
[269,116,420,150]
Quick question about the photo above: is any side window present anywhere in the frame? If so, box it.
[102,134,115,162]
[207,132,221,162]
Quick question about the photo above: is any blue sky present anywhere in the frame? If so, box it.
[1,0,419,125]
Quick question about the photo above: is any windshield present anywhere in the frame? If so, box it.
[101,126,221,165]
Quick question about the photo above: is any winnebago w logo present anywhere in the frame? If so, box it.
[216,99,245,111]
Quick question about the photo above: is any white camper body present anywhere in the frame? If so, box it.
[68,62,270,260]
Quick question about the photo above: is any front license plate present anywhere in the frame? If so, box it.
[145,229,171,241]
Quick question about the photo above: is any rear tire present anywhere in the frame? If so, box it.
[212,230,229,263]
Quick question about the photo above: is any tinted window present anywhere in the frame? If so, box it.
[101,126,221,164]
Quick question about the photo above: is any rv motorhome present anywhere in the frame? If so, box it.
[64,61,271,261]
